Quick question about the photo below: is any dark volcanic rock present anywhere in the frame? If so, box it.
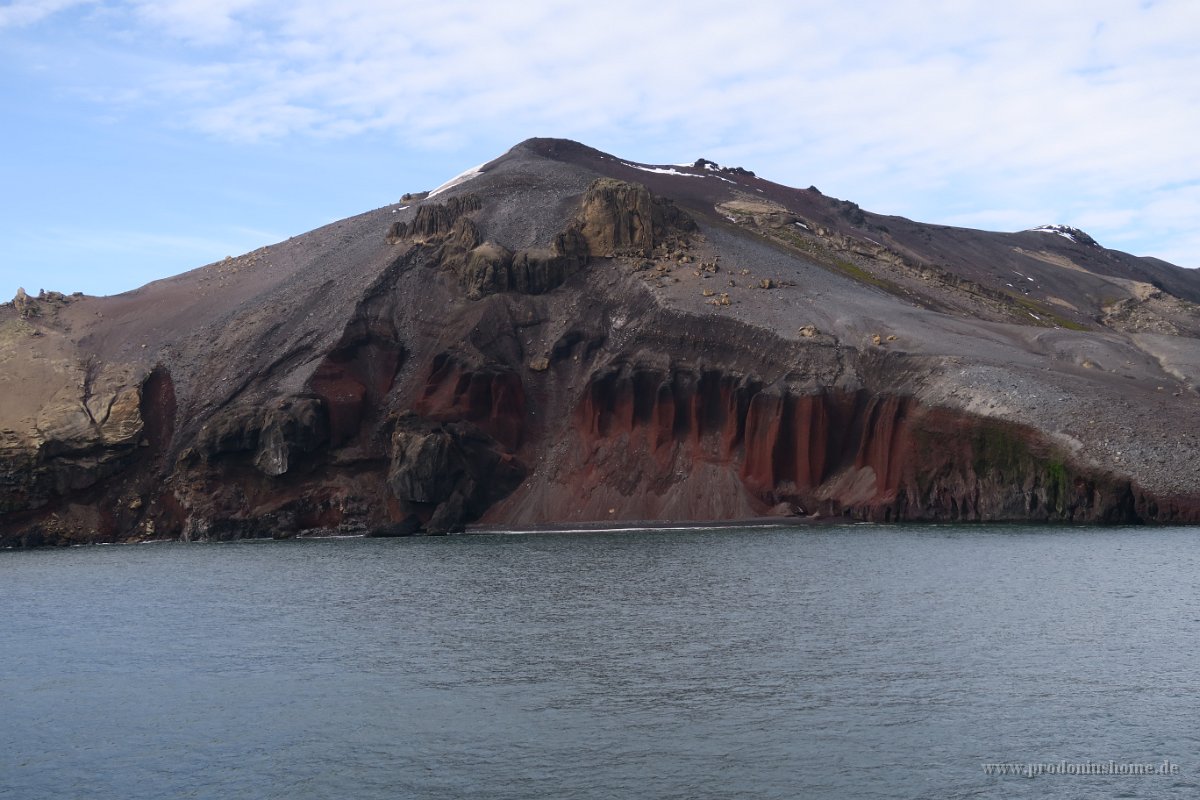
[577,177,696,257]
[384,177,693,302]
[386,194,483,243]
[193,397,328,477]
[388,419,524,533]
[4,137,1200,546]
[369,513,422,537]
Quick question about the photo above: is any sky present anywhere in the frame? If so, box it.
[2,0,1199,297]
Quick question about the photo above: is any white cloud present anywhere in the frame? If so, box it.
[129,0,259,44]
[6,0,1200,267]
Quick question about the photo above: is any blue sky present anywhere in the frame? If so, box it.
[3,0,1199,297]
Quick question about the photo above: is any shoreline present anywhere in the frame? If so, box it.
[464,515,851,535]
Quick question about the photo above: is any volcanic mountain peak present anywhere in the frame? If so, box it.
[1027,224,1098,246]
[3,137,1200,546]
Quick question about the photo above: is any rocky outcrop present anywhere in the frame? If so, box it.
[388,418,524,533]
[386,194,482,242]
[190,397,328,476]
[577,178,695,256]
[386,192,591,298]
[0,365,146,514]
[12,287,29,317]
[1101,291,1200,337]
[385,177,693,300]
[454,227,591,299]
[898,409,1136,523]
[0,362,167,545]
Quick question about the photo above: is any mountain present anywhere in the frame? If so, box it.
[4,137,1200,546]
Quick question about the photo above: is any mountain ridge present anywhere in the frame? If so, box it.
[4,137,1200,546]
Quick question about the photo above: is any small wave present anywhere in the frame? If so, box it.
[479,524,789,536]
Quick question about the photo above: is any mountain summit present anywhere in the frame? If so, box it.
[4,137,1200,545]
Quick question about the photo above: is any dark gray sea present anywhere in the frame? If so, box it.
[3,525,1198,799]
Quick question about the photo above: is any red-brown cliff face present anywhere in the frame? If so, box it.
[489,367,1151,527]
[4,138,1200,546]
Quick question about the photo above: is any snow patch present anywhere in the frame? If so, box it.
[619,160,740,183]
[428,163,486,198]
[619,161,704,178]
[1027,224,1095,245]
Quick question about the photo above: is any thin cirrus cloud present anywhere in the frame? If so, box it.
[4,0,1199,288]
[0,0,92,28]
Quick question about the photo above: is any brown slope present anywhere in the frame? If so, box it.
[3,137,1200,546]
[524,137,1200,333]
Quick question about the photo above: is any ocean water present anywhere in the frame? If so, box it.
[2,525,1198,800]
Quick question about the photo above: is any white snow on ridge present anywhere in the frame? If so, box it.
[619,161,705,178]
[1028,224,1079,243]
[613,160,741,184]
[428,163,487,198]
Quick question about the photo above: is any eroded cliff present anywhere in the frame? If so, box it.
[4,138,1200,546]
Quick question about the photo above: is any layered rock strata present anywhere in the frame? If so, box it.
[4,139,1200,546]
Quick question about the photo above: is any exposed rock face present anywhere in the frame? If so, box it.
[386,194,483,242]
[4,137,1200,546]
[453,228,592,299]
[388,419,524,533]
[505,364,1141,525]
[0,359,145,518]
[1101,291,1200,338]
[12,287,29,317]
[384,178,693,301]
[192,397,328,476]
[577,177,696,256]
